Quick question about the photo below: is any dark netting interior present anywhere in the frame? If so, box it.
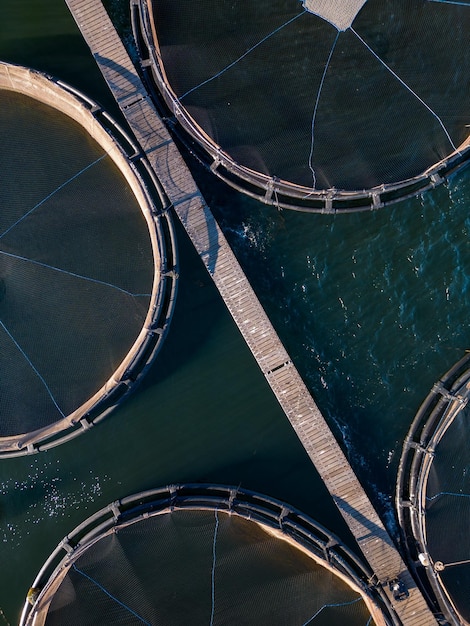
[41,510,376,625]
[151,0,469,191]
[0,90,154,439]
[424,402,470,623]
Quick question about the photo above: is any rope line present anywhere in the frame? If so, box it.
[301,596,363,625]
[210,509,219,626]
[0,154,108,242]
[0,607,10,626]
[426,491,470,501]
[427,0,469,5]
[72,564,152,625]
[308,30,340,189]
[0,250,151,298]
[350,27,458,153]
[440,558,470,568]
[180,10,306,101]
[0,319,65,418]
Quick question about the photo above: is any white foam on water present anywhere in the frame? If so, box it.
[0,459,111,545]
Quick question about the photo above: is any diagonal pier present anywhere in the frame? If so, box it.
[64,1,438,623]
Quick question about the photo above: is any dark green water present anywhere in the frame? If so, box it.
[0,1,469,623]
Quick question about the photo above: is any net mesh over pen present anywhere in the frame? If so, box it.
[0,87,161,452]
[424,400,470,623]
[21,486,388,626]
[141,0,470,200]
[397,355,470,625]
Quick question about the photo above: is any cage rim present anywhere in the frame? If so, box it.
[0,61,178,457]
[21,483,398,626]
[132,0,470,214]
[396,352,470,626]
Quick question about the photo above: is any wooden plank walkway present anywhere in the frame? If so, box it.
[64,2,437,623]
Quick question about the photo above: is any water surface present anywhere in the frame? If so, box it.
[0,1,469,623]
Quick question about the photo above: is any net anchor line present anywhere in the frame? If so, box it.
[71,564,151,625]
[0,153,108,242]
[0,318,65,418]
[426,490,470,501]
[210,508,219,626]
[179,10,307,101]
[300,595,363,625]
[0,250,151,298]
[427,0,470,6]
[308,30,340,190]
[0,606,10,626]
[350,27,459,154]
[436,558,470,569]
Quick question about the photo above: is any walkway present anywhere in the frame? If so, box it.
[64,1,437,623]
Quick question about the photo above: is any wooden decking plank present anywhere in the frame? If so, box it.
[73,0,101,14]
[73,3,102,21]
[83,26,123,49]
[80,13,114,35]
[77,17,109,37]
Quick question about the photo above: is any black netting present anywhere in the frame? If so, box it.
[0,91,155,439]
[437,567,470,625]
[152,0,470,191]
[43,510,375,625]
[0,91,104,233]
[425,403,470,622]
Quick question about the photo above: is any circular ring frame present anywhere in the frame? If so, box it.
[21,483,395,626]
[0,62,178,458]
[396,352,470,626]
[132,0,470,214]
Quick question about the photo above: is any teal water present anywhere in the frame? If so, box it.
[0,1,469,623]
[212,175,470,477]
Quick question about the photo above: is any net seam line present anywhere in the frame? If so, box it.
[71,564,152,625]
[209,508,219,626]
[308,30,340,190]
[350,27,459,153]
[0,250,151,298]
[301,595,363,625]
[427,0,470,6]
[426,491,470,501]
[0,319,65,418]
[0,154,108,242]
[179,10,307,101]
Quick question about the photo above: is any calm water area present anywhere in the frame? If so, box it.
[0,1,469,623]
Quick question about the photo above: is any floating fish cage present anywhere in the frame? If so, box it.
[21,484,396,625]
[396,352,470,626]
[131,0,470,212]
[0,62,178,457]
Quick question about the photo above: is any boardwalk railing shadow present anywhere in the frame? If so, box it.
[93,50,221,274]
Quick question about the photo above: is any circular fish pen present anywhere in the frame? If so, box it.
[396,352,470,626]
[21,484,395,626]
[0,62,178,458]
[132,0,470,213]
